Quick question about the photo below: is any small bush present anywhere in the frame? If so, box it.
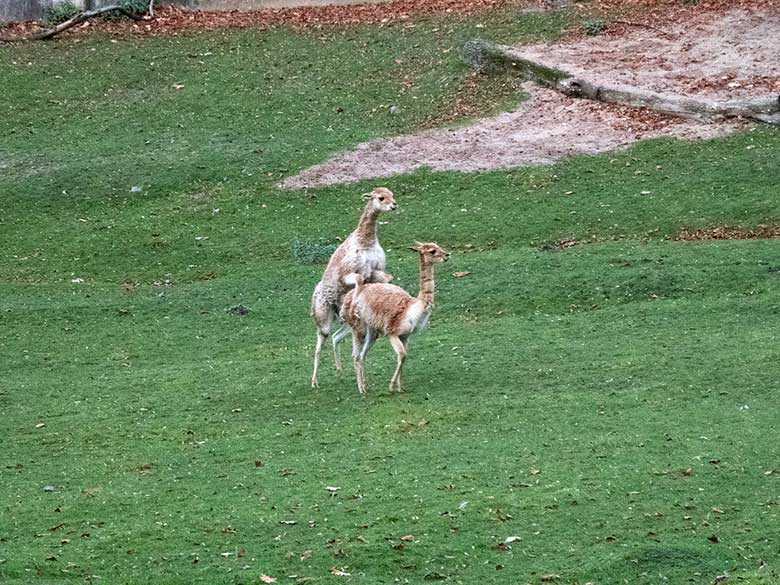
[289,238,337,265]
[583,18,606,36]
[42,1,80,26]
[119,0,149,16]
[462,39,508,75]
[100,0,149,20]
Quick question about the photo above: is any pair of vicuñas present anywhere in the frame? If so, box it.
[310,187,449,394]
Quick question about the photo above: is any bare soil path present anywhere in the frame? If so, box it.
[283,8,778,189]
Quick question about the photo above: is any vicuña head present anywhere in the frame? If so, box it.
[362,187,397,212]
[410,241,449,264]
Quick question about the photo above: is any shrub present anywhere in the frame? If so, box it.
[42,1,80,26]
[583,18,606,36]
[118,0,149,16]
[289,238,337,265]
[100,0,149,20]
[462,39,508,75]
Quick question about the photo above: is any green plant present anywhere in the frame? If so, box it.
[583,17,607,35]
[99,0,149,20]
[41,0,80,26]
[462,38,509,74]
[289,238,338,264]
[119,0,150,16]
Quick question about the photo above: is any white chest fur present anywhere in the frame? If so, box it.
[403,300,430,334]
[347,241,386,274]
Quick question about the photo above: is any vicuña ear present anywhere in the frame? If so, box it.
[361,192,373,201]
[408,241,423,252]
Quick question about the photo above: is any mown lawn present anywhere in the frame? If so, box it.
[1,6,779,585]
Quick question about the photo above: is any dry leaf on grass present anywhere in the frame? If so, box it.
[260,575,277,584]
[330,567,351,576]
[452,271,471,277]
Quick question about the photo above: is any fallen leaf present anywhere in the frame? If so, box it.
[35,423,46,429]
[452,271,471,277]
[707,534,720,543]
[260,575,277,583]
[541,573,559,581]
[231,408,242,413]
[530,469,541,475]
[504,536,521,543]
[765,469,780,475]
[496,509,512,521]
[325,486,340,492]
[711,507,724,514]
[400,534,415,541]
[330,567,351,576]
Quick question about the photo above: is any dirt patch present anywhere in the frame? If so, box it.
[281,83,741,189]
[519,9,780,102]
[283,7,775,189]
[672,225,780,242]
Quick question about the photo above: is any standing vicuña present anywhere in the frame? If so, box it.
[310,187,397,387]
[341,242,449,394]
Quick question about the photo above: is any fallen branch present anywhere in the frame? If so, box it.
[0,5,144,43]
[463,40,780,124]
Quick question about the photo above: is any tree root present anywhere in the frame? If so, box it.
[463,39,780,124]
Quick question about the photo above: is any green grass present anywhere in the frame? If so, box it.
[2,6,780,585]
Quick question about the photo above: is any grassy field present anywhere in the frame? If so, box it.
[2,6,780,585]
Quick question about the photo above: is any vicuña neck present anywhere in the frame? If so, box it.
[417,257,436,310]
[355,204,379,247]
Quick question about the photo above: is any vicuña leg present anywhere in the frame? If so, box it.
[388,335,407,391]
[311,298,335,387]
[312,328,327,388]
[351,329,366,395]
[331,325,352,372]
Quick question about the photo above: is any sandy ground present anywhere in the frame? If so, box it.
[282,84,741,189]
[282,9,775,189]
[519,9,780,101]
